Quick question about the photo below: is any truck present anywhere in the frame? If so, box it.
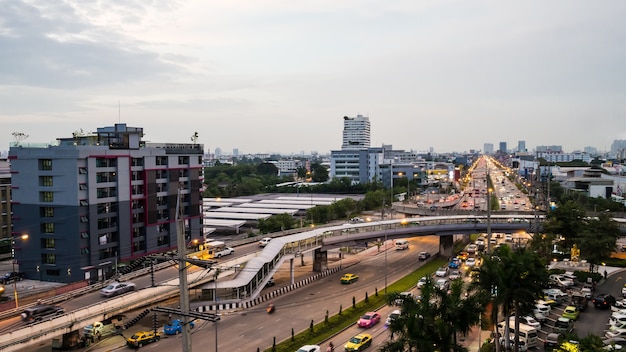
[83,316,123,340]
[571,292,588,312]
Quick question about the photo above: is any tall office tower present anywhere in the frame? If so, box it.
[518,140,526,153]
[214,147,222,158]
[233,148,239,157]
[499,142,507,153]
[341,114,371,150]
[9,124,204,283]
[0,159,11,239]
[484,143,494,154]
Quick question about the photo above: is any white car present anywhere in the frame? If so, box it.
[435,267,449,277]
[386,309,401,325]
[606,329,626,340]
[449,270,461,280]
[465,257,477,268]
[611,314,626,327]
[258,237,272,247]
[509,315,541,329]
[100,281,136,297]
[417,276,428,289]
[435,278,450,291]
[296,345,321,352]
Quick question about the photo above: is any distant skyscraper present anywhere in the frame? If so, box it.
[499,142,507,153]
[484,143,494,154]
[611,140,626,153]
[215,147,222,157]
[518,140,526,153]
[233,148,239,157]
[341,114,371,150]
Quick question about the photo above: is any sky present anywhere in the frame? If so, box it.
[1,1,626,156]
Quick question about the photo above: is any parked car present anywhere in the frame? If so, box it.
[435,266,449,277]
[554,317,574,334]
[509,315,541,329]
[341,273,359,284]
[100,281,136,298]
[550,274,574,288]
[594,293,617,309]
[357,312,381,328]
[344,333,372,351]
[296,346,321,352]
[0,271,26,284]
[163,319,195,335]
[606,329,626,340]
[544,332,562,351]
[610,314,626,327]
[562,305,580,320]
[258,237,272,247]
[126,331,160,348]
[418,252,431,260]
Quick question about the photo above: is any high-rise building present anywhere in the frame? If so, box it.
[341,114,371,150]
[9,124,204,283]
[0,158,11,239]
[483,143,494,154]
[499,142,507,153]
[518,140,526,153]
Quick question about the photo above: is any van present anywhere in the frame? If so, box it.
[395,239,409,250]
[543,289,568,305]
[554,317,574,334]
[21,304,64,322]
[497,322,539,348]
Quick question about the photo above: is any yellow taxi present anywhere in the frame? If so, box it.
[344,333,372,351]
[340,273,359,284]
[126,331,161,348]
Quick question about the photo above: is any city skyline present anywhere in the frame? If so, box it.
[2,2,626,155]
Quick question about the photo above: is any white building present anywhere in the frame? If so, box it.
[341,114,371,150]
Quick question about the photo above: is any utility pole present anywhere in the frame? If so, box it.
[176,184,192,352]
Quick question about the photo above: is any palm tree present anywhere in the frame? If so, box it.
[473,246,548,352]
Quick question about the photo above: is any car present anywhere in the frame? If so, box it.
[449,258,461,269]
[0,271,26,284]
[562,305,580,320]
[258,237,272,247]
[500,336,528,352]
[615,299,626,309]
[20,304,65,321]
[357,312,381,328]
[126,331,161,348]
[296,345,321,352]
[416,276,428,289]
[418,252,431,260]
[554,317,574,334]
[435,278,450,291]
[465,257,477,268]
[341,273,359,284]
[449,270,461,280]
[457,252,469,261]
[544,332,562,351]
[215,247,235,258]
[435,266,449,277]
[610,314,626,327]
[594,293,617,309]
[604,337,626,347]
[394,292,413,306]
[509,315,541,329]
[467,244,478,254]
[534,303,551,322]
[265,277,275,288]
[163,319,195,335]
[581,287,593,300]
[505,234,513,242]
[606,329,626,340]
[550,274,574,288]
[344,333,372,351]
[622,284,626,298]
[100,281,136,297]
[386,309,401,325]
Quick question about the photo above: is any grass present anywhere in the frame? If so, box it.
[263,257,448,352]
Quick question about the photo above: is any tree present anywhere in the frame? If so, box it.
[577,213,621,273]
[543,201,586,251]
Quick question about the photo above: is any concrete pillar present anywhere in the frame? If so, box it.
[289,257,295,285]
[439,235,454,259]
[312,248,327,272]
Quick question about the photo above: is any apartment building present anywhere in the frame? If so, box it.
[9,124,204,283]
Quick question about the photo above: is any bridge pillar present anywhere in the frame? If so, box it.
[312,248,327,273]
[439,235,454,259]
[289,257,295,285]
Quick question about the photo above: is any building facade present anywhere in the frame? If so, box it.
[9,124,204,283]
[341,114,371,150]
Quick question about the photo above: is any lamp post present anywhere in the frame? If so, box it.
[11,234,28,308]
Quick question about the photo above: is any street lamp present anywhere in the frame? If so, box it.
[11,234,28,308]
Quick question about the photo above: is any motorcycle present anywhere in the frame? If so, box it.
[267,304,275,314]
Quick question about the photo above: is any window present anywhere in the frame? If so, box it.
[79,183,88,190]
[96,172,117,183]
[39,159,52,171]
[178,156,189,165]
[41,238,55,249]
[39,176,53,187]
[95,158,116,168]
[96,187,116,198]
[80,200,88,206]
[131,157,144,167]
[157,235,168,246]
[80,247,90,254]
[40,207,54,218]
[156,156,167,166]
[80,232,89,239]
[78,167,87,174]
[46,269,60,276]
[80,216,89,223]
[40,191,54,202]
[42,253,56,264]
[131,171,143,181]
[41,222,55,233]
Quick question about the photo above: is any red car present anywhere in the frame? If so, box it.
[357,312,381,328]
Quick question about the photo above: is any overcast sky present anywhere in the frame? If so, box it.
[1,1,626,156]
